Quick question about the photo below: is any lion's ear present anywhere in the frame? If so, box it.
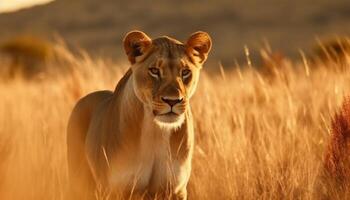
[123,31,152,64]
[186,31,212,64]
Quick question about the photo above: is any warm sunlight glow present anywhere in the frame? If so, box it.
[0,0,54,13]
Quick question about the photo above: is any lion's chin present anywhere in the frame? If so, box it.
[154,113,185,131]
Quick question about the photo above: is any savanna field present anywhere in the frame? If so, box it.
[2,39,350,200]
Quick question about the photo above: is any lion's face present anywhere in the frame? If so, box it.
[132,47,200,127]
[123,31,211,128]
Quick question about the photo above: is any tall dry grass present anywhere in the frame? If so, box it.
[1,42,350,200]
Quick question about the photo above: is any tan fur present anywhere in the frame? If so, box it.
[67,31,211,199]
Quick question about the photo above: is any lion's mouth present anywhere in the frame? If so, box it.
[153,109,182,116]
[153,107,185,125]
[154,111,185,128]
[159,111,178,116]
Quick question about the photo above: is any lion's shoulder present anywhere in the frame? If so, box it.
[77,90,113,111]
[69,90,113,126]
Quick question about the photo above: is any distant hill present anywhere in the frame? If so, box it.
[1,0,350,66]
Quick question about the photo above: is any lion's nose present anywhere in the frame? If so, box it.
[161,97,183,107]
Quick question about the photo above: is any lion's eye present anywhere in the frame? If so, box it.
[182,69,191,79]
[149,67,160,78]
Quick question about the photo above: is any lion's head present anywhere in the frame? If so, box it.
[123,31,211,129]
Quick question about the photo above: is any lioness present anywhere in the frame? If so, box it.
[67,30,211,199]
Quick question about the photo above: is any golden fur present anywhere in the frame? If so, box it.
[67,30,211,199]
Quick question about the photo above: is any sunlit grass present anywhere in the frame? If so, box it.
[1,43,350,199]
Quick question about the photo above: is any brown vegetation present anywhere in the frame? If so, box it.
[323,97,350,197]
[312,37,350,66]
[0,36,54,79]
[259,48,292,81]
[0,36,75,80]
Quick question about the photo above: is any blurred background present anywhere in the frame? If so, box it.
[2,1,350,200]
[1,0,350,67]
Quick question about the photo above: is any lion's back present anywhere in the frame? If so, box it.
[67,90,113,135]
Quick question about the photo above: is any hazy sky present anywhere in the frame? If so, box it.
[0,0,54,13]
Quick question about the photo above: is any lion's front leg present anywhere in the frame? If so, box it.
[174,188,187,200]
[149,189,187,200]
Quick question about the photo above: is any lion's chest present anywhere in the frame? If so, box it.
[108,131,184,193]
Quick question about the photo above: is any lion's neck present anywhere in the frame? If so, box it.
[114,70,144,140]
[112,69,172,142]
